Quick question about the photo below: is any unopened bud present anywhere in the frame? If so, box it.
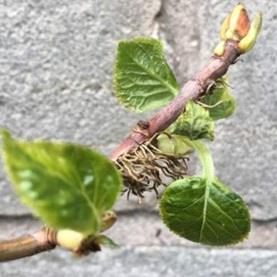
[101,210,117,231]
[238,12,262,53]
[220,4,250,41]
[220,14,231,41]
[217,4,262,55]
[228,3,250,40]
[214,41,226,57]
[57,229,87,252]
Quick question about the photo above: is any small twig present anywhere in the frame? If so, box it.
[0,211,116,262]
[197,100,224,109]
[0,227,56,262]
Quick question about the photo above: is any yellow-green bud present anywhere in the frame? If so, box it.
[57,229,87,252]
[101,210,117,231]
[238,12,262,53]
[56,211,117,252]
[214,41,226,57]
[220,14,231,41]
[217,4,262,55]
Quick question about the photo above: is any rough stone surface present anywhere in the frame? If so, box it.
[1,246,277,277]
[0,0,161,214]
[1,212,277,249]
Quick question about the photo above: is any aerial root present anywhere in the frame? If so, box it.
[115,134,189,201]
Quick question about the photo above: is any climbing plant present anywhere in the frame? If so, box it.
[0,4,262,261]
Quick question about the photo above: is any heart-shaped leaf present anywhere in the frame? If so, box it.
[160,176,250,246]
[114,37,179,112]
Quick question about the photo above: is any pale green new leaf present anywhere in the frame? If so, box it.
[1,130,122,235]
[95,235,119,249]
[160,176,250,246]
[200,76,236,120]
[172,101,215,141]
[156,133,192,156]
[114,37,179,112]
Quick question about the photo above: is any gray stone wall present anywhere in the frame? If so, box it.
[0,0,276,276]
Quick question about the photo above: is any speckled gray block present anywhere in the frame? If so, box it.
[0,0,161,214]
[1,246,277,277]
[1,212,277,249]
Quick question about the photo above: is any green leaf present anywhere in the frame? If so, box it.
[95,235,119,249]
[172,101,215,141]
[1,130,122,235]
[200,76,236,120]
[114,37,179,112]
[160,176,250,246]
[156,133,192,156]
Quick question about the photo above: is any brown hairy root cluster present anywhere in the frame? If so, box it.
[115,135,189,201]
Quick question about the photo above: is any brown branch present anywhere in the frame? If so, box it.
[0,211,116,262]
[0,228,56,262]
[110,40,240,161]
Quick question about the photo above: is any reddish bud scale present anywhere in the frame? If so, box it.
[234,8,250,39]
